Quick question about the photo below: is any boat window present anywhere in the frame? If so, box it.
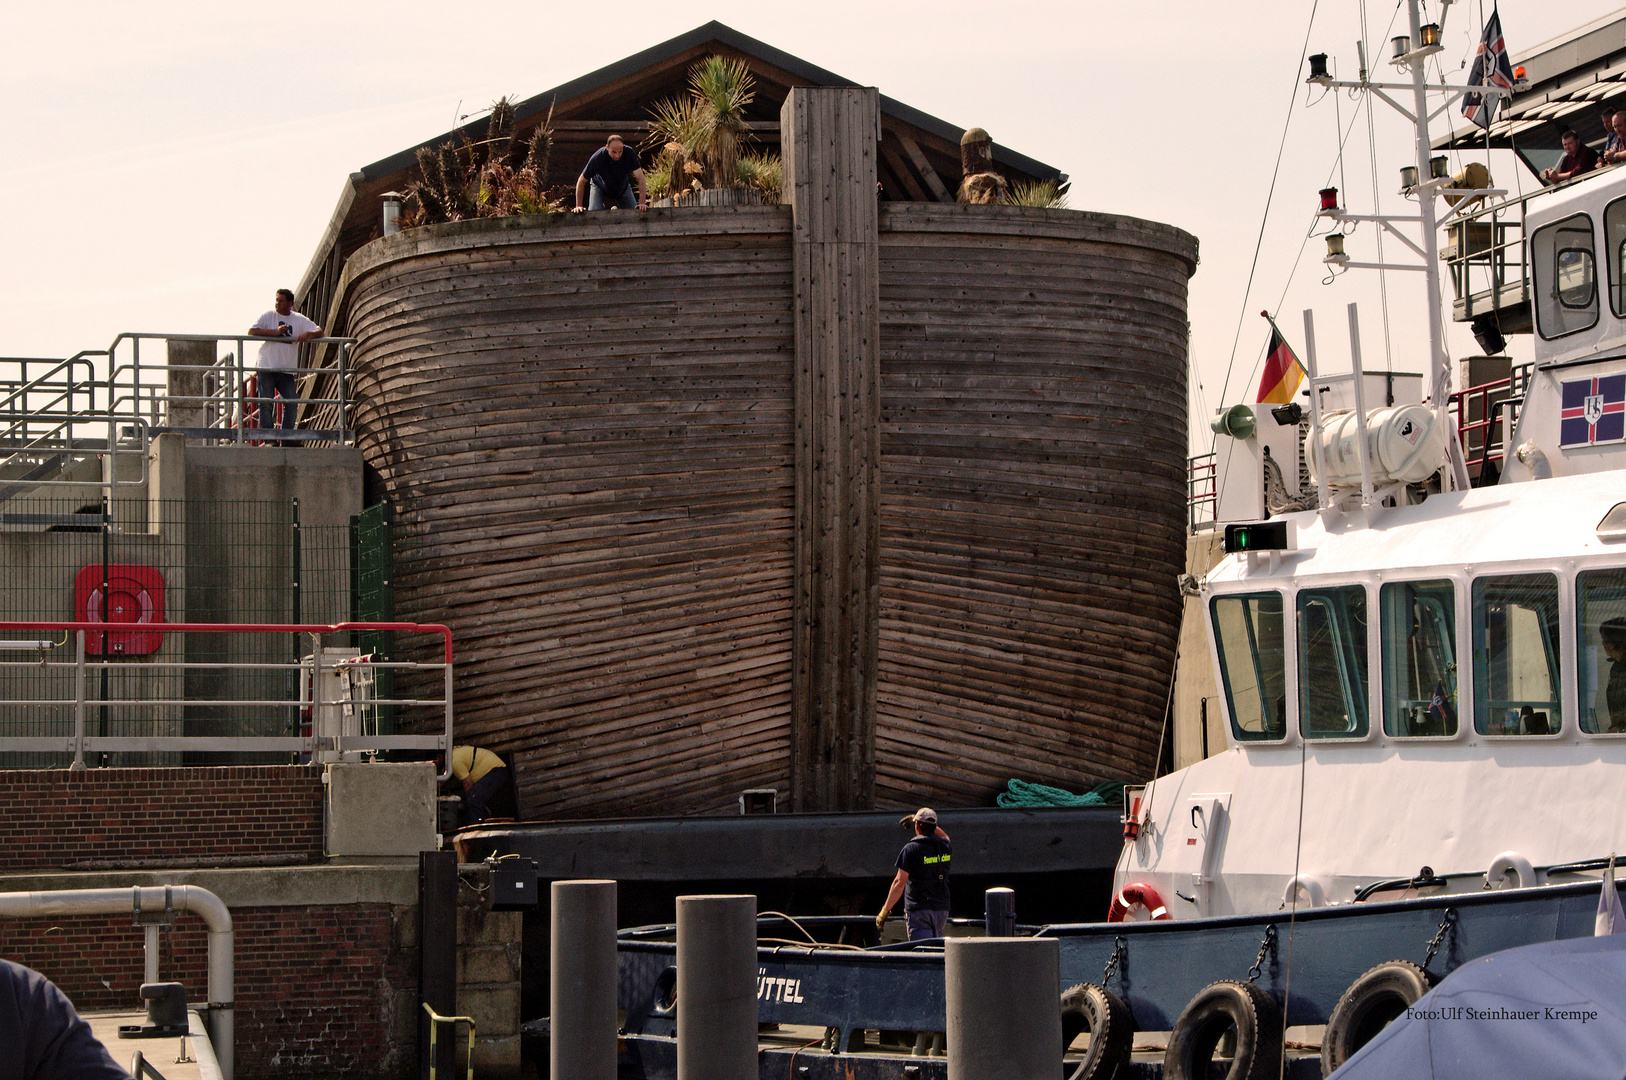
[1532,213,1598,339]
[1577,568,1626,734]
[1380,580,1457,736]
[1211,592,1287,742]
[1297,586,1369,738]
[1472,573,1561,735]
[1607,197,1626,317]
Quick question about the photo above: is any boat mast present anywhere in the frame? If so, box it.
[1311,0,1508,492]
[1403,0,1468,492]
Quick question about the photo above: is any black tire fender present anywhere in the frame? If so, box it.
[1163,979,1283,1080]
[1320,960,1433,1076]
[1059,981,1133,1080]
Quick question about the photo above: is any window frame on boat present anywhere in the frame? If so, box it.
[1379,578,1458,738]
[1605,196,1626,319]
[1576,567,1626,734]
[1209,562,1626,746]
[1531,211,1599,339]
[1297,584,1370,738]
[1470,572,1564,738]
[1209,591,1289,743]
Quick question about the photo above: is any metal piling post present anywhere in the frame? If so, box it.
[945,937,1061,1079]
[550,880,618,1080]
[675,893,757,1080]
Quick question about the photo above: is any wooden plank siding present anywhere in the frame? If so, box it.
[874,203,1196,808]
[337,208,797,819]
[325,198,1195,819]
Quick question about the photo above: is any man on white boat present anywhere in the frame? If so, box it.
[1604,113,1626,166]
[1543,130,1598,184]
[1601,619,1626,732]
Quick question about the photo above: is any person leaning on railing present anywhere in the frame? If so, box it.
[1603,113,1626,167]
[1542,130,1598,185]
[246,288,322,445]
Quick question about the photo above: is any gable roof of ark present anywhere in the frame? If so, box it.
[297,21,1067,303]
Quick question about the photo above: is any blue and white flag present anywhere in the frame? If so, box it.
[1597,856,1624,936]
[1462,8,1516,129]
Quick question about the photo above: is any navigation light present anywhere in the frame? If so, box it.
[1223,521,1294,554]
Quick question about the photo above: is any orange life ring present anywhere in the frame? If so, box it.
[1107,881,1171,922]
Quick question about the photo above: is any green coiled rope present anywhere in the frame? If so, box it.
[995,778,1126,808]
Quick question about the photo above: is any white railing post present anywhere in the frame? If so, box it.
[72,630,87,772]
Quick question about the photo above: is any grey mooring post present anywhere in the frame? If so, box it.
[551,880,618,1080]
[945,937,1061,1079]
[676,894,757,1080]
[985,887,1016,936]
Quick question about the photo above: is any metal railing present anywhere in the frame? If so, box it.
[1449,362,1531,484]
[1442,193,1531,321]
[0,621,451,771]
[1187,452,1217,531]
[2,332,358,501]
[106,332,357,445]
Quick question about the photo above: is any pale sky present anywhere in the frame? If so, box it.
[3,0,1621,449]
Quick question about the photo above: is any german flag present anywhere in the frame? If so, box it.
[1256,313,1306,405]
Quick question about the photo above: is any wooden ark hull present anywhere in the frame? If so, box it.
[331,202,1196,818]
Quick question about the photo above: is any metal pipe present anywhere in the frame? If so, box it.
[0,885,233,1080]
[1346,303,1376,509]
[188,1010,225,1080]
[1302,309,1332,513]
[72,631,86,771]
[145,924,160,985]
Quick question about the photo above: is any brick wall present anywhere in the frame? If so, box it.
[0,904,417,1080]
[0,766,324,872]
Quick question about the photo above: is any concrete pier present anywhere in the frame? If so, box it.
[675,894,757,1080]
[945,936,1061,1079]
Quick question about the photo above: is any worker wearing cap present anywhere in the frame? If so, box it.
[877,808,952,941]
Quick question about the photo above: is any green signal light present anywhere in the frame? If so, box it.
[1223,521,1291,554]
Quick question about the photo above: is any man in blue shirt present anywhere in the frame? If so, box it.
[876,808,952,941]
[572,135,648,213]
[1,959,132,1079]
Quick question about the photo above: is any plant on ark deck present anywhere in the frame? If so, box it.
[1009,178,1069,209]
[398,98,562,229]
[645,56,782,204]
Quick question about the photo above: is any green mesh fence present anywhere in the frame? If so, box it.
[0,494,369,767]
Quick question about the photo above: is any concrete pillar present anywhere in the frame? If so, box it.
[945,937,1061,1080]
[675,894,756,1080]
[985,887,1016,937]
[550,880,617,1080]
[165,338,215,431]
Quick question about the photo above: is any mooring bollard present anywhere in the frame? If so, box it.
[985,887,1016,936]
[945,937,1061,1079]
[676,893,757,1080]
[551,880,619,1080]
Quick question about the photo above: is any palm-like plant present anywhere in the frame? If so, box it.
[648,56,770,194]
[1009,179,1069,209]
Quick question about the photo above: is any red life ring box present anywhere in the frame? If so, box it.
[74,564,166,656]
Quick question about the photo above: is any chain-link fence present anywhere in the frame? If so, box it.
[0,494,386,767]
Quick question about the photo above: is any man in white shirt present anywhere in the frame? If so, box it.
[246,288,322,443]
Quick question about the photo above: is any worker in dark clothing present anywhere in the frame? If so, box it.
[0,958,132,1079]
[877,807,951,941]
